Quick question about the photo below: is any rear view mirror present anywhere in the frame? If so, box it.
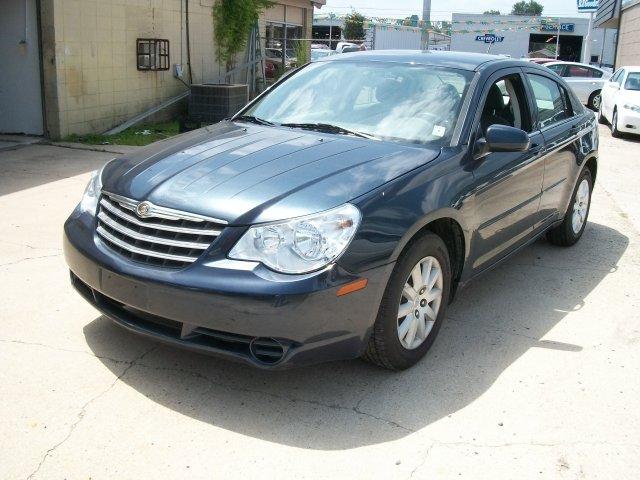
[474,125,530,159]
[486,124,530,152]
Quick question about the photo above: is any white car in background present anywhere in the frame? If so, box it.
[599,66,640,137]
[545,61,611,110]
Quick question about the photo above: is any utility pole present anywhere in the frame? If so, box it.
[421,0,431,50]
[328,12,336,50]
[555,19,561,60]
[583,11,594,64]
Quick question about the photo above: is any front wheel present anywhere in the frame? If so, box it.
[611,108,622,138]
[363,233,451,370]
[597,103,607,124]
[547,168,593,247]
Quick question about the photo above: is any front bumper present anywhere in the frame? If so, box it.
[618,108,640,134]
[64,209,392,368]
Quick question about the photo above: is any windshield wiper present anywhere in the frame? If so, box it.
[280,122,378,140]
[235,115,275,126]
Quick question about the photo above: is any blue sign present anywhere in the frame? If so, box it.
[475,34,505,44]
[540,23,575,32]
[577,0,598,12]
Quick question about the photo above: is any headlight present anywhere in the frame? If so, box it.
[79,165,104,213]
[229,204,361,274]
[623,103,640,113]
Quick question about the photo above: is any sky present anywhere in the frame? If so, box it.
[316,0,593,21]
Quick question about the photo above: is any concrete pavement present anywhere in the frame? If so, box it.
[1,127,639,479]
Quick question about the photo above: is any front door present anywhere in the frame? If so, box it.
[0,0,44,135]
[469,69,545,273]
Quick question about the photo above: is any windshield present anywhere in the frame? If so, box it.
[625,72,640,91]
[243,61,474,146]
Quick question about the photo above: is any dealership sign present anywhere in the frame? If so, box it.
[577,0,599,12]
[475,34,505,44]
[540,23,575,32]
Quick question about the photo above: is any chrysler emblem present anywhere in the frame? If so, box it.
[136,201,151,218]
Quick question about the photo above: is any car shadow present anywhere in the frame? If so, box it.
[83,221,627,450]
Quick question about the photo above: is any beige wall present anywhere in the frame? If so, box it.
[617,3,640,67]
[40,0,314,138]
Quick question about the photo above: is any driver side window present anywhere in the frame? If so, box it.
[479,75,531,137]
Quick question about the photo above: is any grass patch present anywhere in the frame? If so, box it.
[63,121,180,146]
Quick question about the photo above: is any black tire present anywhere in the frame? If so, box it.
[546,168,593,247]
[611,107,622,138]
[363,233,451,370]
[588,90,601,111]
[597,104,607,125]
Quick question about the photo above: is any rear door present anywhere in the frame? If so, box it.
[523,70,586,228]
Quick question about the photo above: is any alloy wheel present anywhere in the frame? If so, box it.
[572,179,590,234]
[397,256,443,350]
[592,94,601,110]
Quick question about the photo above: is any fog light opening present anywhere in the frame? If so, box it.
[249,337,285,364]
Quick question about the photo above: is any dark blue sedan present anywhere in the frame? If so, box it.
[64,51,598,370]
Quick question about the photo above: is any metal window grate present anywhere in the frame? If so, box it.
[136,38,170,71]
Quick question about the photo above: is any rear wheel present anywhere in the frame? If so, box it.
[547,168,593,247]
[611,107,622,138]
[363,233,451,370]
[588,90,601,111]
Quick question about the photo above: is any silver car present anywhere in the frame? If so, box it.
[545,61,611,110]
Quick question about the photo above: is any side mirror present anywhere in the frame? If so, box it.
[610,82,620,89]
[474,125,530,159]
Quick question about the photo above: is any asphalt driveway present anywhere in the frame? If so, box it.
[1,128,639,479]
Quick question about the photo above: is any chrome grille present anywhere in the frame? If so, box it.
[96,192,226,268]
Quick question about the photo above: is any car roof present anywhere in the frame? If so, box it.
[620,66,640,72]
[319,50,524,71]
[546,61,603,70]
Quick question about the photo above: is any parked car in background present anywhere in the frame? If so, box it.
[545,61,611,110]
[264,59,276,79]
[265,47,296,68]
[598,66,640,137]
[310,48,335,62]
[64,51,597,371]
[335,41,360,53]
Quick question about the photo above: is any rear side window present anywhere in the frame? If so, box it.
[589,68,604,78]
[547,64,565,76]
[565,65,603,78]
[526,74,570,129]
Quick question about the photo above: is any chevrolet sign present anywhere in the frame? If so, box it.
[475,34,505,44]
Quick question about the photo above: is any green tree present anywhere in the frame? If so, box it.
[213,0,274,70]
[484,9,501,15]
[511,0,544,15]
[344,11,366,41]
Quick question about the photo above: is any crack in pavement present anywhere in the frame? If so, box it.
[409,442,435,479]
[134,362,415,433]
[25,346,157,480]
[432,439,640,449]
[0,253,62,268]
[0,338,136,365]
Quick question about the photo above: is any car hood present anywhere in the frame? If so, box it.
[102,121,440,225]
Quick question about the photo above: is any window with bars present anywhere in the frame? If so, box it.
[136,38,170,71]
